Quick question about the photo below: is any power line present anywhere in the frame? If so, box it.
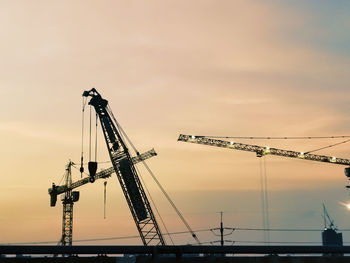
[210,212,234,246]
[6,227,350,245]
[235,228,350,232]
[0,229,211,245]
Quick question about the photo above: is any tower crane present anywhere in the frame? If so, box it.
[177,134,350,183]
[82,88,165,245]
[321,203,343,252]
[48,149,157,246]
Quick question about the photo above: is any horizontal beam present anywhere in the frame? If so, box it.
[49,149,157,196]
[0,245,349,255]
[178,134,350,166]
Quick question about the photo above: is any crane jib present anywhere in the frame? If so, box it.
[178,134,350,166]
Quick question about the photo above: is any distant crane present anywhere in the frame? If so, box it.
[178,134,350,244]
[178,134,350,184]
[48,149,157,246]
[323,203,336,231]
[82,88,166,245]
[322,203,343,253]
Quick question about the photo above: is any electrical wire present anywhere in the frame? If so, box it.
[7,227,350,245]
[234,227,350,231]
[0,229,211,245]
[233,240,322,244]
[234,228,323,231]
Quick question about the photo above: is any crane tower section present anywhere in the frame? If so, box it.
[83,88,165,246]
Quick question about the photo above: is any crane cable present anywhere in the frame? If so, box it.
[80,97,88,177]
[259,158,266,242]
[141,161,201,245]
[204,133,350,155]
[107,106,138,154]
[263,157,270,243]
[89,106,92,162]
[305,139,350,154]
[107,106,201,244]
[104,181,107,219]
[259,157,270,243]
[135,166,175,245]
[203,135,350,140]
[95,112,98,162]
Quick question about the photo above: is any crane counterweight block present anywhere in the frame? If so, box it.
[72,191,80,202]
[345,167,350,178]
[49,183,58,207]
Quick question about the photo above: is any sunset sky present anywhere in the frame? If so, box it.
[1,0,350,245]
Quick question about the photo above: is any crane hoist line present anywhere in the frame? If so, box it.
[82,88,165,246]
[178,134,350,181]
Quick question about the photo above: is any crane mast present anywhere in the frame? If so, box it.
[83,88,165,246]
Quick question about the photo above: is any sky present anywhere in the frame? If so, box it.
[0,0,350,246]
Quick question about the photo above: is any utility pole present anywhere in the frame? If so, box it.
[220,212,224,246]
[210,212,234,246]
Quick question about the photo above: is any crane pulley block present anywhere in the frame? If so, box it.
[88,161,98,183]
